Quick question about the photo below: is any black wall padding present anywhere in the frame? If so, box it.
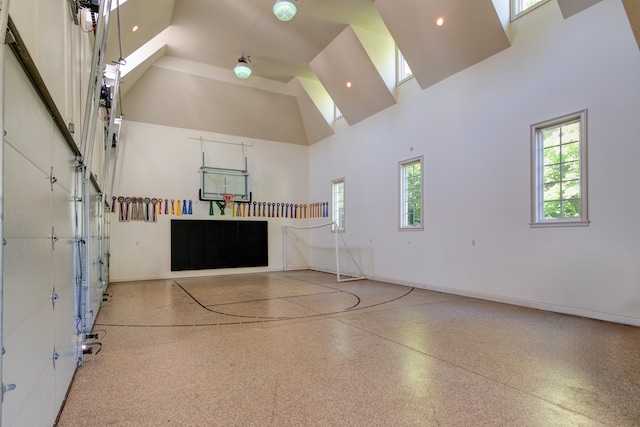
[171,220,268,271]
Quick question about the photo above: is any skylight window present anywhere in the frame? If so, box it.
[511,0,550,20]
[397,48,413,85]
[334,103,343,123]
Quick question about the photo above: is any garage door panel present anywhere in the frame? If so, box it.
[4,51,53,173]
[3,238,53,336]
[2,304,54,427]
[4,142,52,239]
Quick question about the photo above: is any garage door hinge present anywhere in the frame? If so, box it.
[50,166,57,190]
[51,288,59,310]
[2,383,16,402]
[51,227,58,250]
[52,347,60,370]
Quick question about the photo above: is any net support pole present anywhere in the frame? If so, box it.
[334,221,340,282]
[282,222,366,281]
[283,227,287,271]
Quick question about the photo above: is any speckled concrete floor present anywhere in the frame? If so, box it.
[56,271,640,426]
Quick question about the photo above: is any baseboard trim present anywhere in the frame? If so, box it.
[370,275,640,328]
[110,266,277,284]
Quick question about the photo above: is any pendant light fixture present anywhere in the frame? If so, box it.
[233,54,252,79]
[273,0,297,21]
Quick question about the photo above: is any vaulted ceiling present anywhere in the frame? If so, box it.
[102,0,625,146]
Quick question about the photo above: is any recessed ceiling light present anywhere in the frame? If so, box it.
[436,17,444,26]
[132,25,139,32]
[346,81,352,88]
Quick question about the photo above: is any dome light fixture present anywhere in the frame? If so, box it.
[273,0,297,22]
[233,54,252,79]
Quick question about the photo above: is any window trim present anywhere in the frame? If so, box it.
[511,0,550,21]
[530,109,589,228]
[399,156,424,231]
[333,103,343,122]
[396,47,413,86]
[331,178,345,232]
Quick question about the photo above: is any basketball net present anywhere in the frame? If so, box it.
[222,194,236,205]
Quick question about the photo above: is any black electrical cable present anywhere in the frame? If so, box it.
[85,329,107,340]
[118,87,125,118]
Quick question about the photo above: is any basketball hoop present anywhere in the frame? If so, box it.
[218,194,237,216]
[222,194,236,205]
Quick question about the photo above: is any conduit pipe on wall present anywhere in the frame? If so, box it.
[1,0,14,418]
[100,65,121,196]
[79,0,113,365]
[80,0,111,175]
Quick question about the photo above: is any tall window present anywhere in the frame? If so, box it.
[399,157,423,229]
[397,48,413,85]
[530,110,589,227]
[512,0,549,20]
[332,178,345,231]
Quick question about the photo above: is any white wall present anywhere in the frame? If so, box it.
[309,0,640,326]
[110,121,310,281]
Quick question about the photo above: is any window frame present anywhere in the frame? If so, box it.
[399,156,424,230]
[333,103,343,123]
[530,109,589,228]
[396,47,413,86]
[331,178,345,232]
[511,0,550,21]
